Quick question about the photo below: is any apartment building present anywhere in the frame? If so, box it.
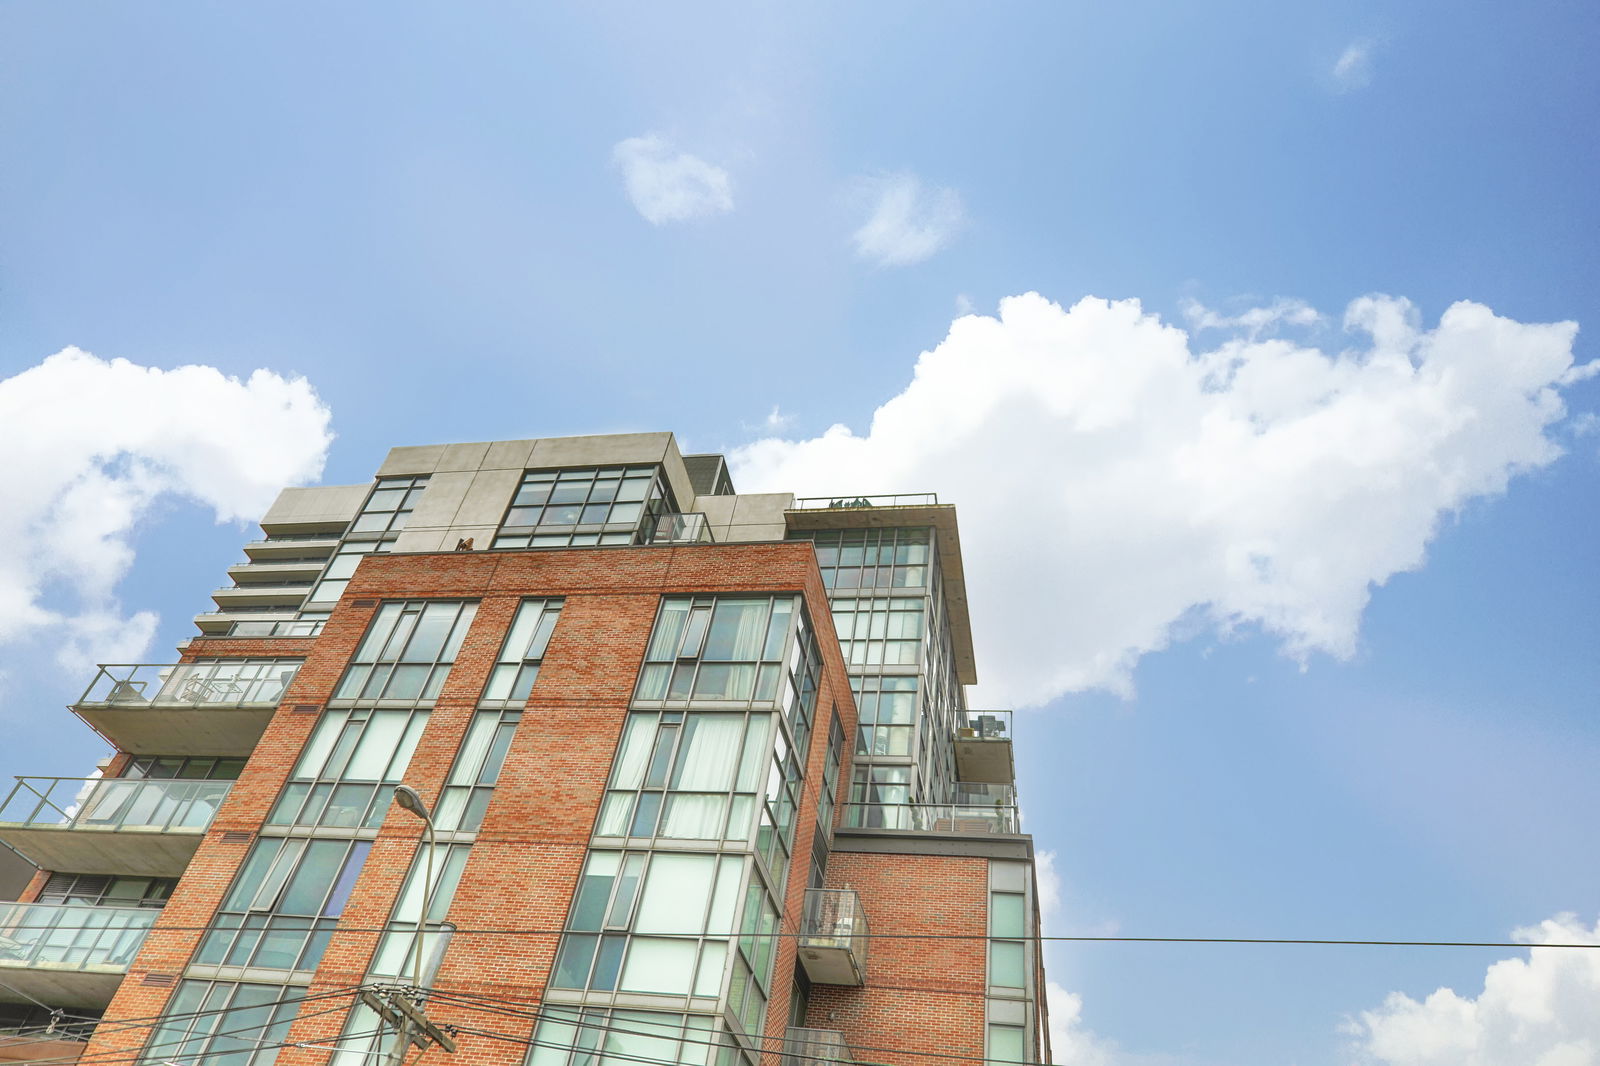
[0,432,1050,1066]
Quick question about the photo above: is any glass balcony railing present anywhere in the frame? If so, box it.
[222,620,326,638]
[841,801,1020,834]
[76,661,301,708]
[0,902,155,972]
[789,493,938,510]
[797,889,869,985]
[0,777,231,834]
[647,512,713,545]
[783,1028,855,1066]
[958,709,1011,741]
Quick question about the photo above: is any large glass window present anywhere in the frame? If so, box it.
[789,528,931,590]
[551,850,745,999]
[597,711,770,843]
[349,476,427,536]
[816,713,845,835]
[306,541,394,606]
[36,873,174,908]
[434,709,520,833]
[634,597,823,759]
[268,707,429,828]
[141,980,304,1066]
[333,600,478,702]
[196,838,371,972]
[481,598,563,704]
[524,1008,739,1066]
[851,675,918,758]
[369,842,471,979]
[828,595,925,666]
[124,756,246,781]
[493,466,673,549]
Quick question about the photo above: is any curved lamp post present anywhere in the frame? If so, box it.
[392,784,436,991]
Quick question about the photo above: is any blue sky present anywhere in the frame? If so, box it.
[2,3,1598,1064]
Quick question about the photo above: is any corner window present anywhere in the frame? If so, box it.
[493,466,673,549]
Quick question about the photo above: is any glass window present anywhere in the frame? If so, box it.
[369,842,471,979]
[142,980,304,1066]
[433,709,520,832]
[521,1008,735,1066]
[788,527,931,590]
[986,1023,1027,1065]
[828,595,926,667]
[267,707,429,828]
[481,598,563,703]
[596,711,770,844]
[196,838,371,972]
[550,850,744,998]
[334,601,478,702]
[493,466,674,549]
[37,873,175,908]
[989,887,1030,992]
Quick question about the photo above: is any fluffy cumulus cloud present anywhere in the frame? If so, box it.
[731,292,1592,705]
[851,172,964,267]
[0,348,332,673]
[611,134,734,225]
[1349,915,1600,1065]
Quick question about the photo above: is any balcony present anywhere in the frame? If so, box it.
[954,710,1015,786]
[220,619,326,638]
[211,583,311,609]
[71,661,300,756]
[0,902,155,1009]
[0,777,231,877]
[783,1029,855,1066]
[789,493,938,510]
[797,889,868,985]
[841,800,1020,835]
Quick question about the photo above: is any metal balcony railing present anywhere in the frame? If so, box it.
[0,777,231,834]
[648,512,713,545]
[797,889,869,984]
[958,709,1011,741]
[0,902,155,972]
[783,1028,855,1066]
[76,661,301,708]
[841,802,1020,835]
[790,494,938,510]
[222,620,326,638]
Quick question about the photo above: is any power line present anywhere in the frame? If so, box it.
[3,920,1596,949]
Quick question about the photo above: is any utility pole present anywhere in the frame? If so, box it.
[360,985,456,1066]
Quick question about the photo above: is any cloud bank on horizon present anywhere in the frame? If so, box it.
[731,291,1593,706]
[0,348,332,675]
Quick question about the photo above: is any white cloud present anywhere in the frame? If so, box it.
[1334,39,1377,92]
[0,348,333,674]
[1349,915,1600,1066]
[731,292,1589,705]
[1182,296,1320,337]
[1047,983,1129,1066]
[611,134,734,225]
[851,172,964,267]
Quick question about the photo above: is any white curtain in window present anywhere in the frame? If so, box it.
[672,715,742,790]
[618,937,696,995]
[660,794,726,839]
[611,716,654,789]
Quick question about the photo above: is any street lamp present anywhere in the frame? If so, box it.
[391,784,436,990]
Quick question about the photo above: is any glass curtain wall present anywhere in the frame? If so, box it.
[788,527,964,813]
[492,466,676,549]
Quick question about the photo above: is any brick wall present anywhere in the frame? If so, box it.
[83,542,858,1066]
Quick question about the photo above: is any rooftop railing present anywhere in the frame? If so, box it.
[790,493,938,510]
[841,802,1020,835]
[0,902,155,972]
[783,1028,855,1066]
[76,661,301,708]
[0,777,231,834]
[958,709,1012,741]
[648,512,713,545]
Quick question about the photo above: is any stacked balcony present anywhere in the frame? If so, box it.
[796,888,869,986]
[954,709,1014,786]
[0,777,231,877]
[0,901,155,1009]
[70,660,300,756]
[783,1028,856,1066]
